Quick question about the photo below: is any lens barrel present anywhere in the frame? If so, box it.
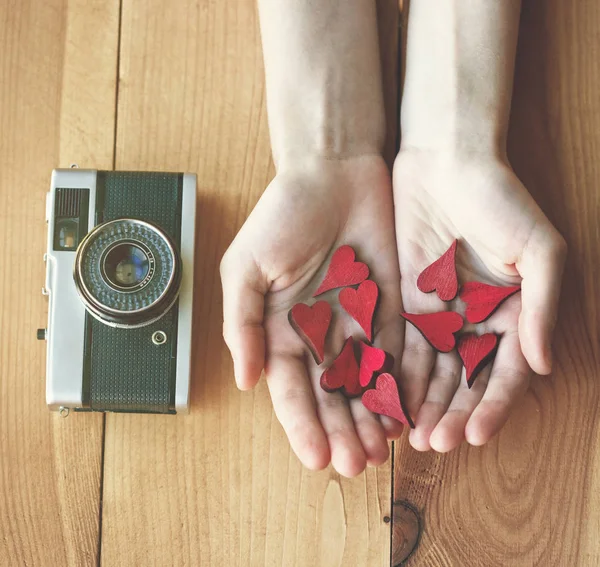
[74,218,181,328]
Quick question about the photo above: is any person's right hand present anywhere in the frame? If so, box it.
[220,155,404,477]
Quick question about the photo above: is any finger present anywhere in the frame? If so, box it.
[220,249,268,390]
[349,398,390,467]
[517,224,567,375]
[372,307,405,440]
[313,384,367,478]
[265,354,330,471]
[399,323,436,417]
[465,332,531,446]
[409,351,462,452]
[380,416,404,440]
[429,364,491,453]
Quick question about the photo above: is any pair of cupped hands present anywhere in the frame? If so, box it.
[220,150,566,478]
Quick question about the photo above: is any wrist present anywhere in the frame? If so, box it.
[258,0,386,171]
[267,90,386,171]
[394,146,510,185]
[400,106,507,160]
[270,118,385,173]
[276,152,389,181]
[400,90,509,159]
[399,0,520,160]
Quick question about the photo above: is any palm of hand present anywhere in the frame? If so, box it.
[393,151,566,452]
[222,156,404,477]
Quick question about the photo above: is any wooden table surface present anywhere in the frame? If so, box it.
[0,1,598,565]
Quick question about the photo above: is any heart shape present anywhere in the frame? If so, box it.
[359,342,391,387]
[313,245,369,296]
[339,280,379,342]
[460,282,521,323]
[320,337,361,397]
[417,239,459,301]
[361,373,414,428]
[400,311,464,353]
[288,301,332,365]
[458,333,499,388]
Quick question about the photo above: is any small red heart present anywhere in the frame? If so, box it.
[288,301,332,365]
[400,311,463,353]
[320,337,361,397]
[458,333,499,388]
[359,341,392,388]
[460,282,521,323]
[314,245,369,296]
[339,280,379,342]
[361,373,414,428]
[417,240,458,301]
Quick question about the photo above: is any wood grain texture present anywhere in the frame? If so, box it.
[362,374,413,428]
[0,0,119,564]
[313,245,370,297]
[460,282,522,324]
[100,1,399,566]
[400,312,464,354]
[339,280,379,343]
[457,333,499,389]
[359,342,390,388]
[289,301,333,366]
[320,337,361,397]
[393,0,600,565]
[416,240,458,302]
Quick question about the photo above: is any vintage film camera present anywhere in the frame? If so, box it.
[39,169,196,414]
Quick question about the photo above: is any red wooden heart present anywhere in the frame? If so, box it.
[458,333,499,388]
[359,341,392,388]
[313,245,369,296]
[288,301,332,365]
[339,280,379,342]
[400,311,463,353]
[320,337,361,397]
[361,373,414,428]
[460,282,521,323]
[417,240,459,301]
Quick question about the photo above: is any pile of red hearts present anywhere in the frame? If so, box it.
[288,242,520,428]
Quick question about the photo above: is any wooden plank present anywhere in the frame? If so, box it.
[101,1,399,565]
[392,0,600,565]
[0,0,119,564]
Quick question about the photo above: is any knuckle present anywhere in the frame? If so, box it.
[319,395,348,412]
[429,366,461,386]
[553,232,568,261]
[491,366,531,385]
[219,246,235,278]
[403,340,432,357]
[326,426,359,445]
[544,227,568,263]
[280,386,310,406]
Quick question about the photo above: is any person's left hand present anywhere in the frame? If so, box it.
[393,149,567,452]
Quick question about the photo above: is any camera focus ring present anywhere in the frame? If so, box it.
[74,218,181,328]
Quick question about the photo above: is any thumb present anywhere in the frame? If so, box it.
[220,248,268,390]
[517,221,567,375]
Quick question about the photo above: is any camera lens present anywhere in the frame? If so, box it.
[73,219,181,328]
[102,242,150,289]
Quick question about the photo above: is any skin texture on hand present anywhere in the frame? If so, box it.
[221,156,404,477]
[393,150,567,453]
